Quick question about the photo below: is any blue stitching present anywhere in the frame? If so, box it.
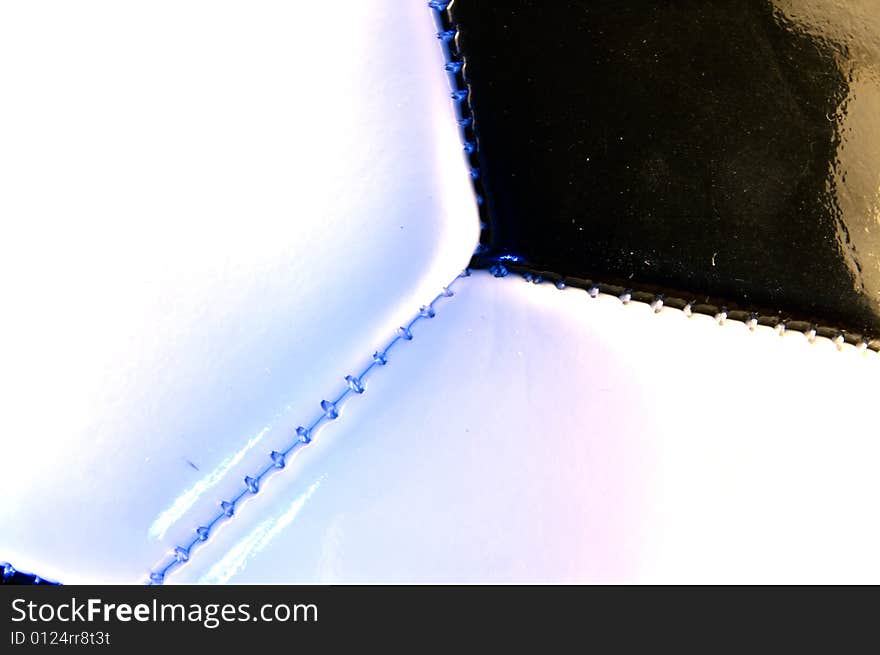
[430,3,529,269]
[1,561,61,585]
[429,1,489,257]
[146,269,471,584]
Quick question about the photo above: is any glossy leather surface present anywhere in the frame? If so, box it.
[171,272,880,584]
[451,0,880,334]
[3,1,878,585]
[0,0,477,583]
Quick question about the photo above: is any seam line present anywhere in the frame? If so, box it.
[145,269,472,584]
[488,263,880,354]
[430,0,490,258]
